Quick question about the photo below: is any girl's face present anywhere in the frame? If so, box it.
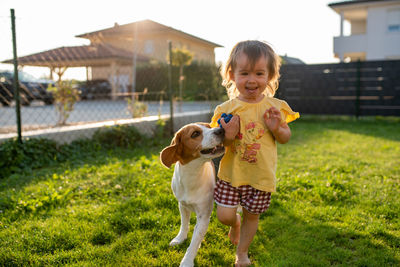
[230,52,269,103]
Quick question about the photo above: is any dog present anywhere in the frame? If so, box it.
[160,123,225,267]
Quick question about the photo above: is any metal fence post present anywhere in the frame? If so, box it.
[131,22,138,102]
[168,41,174,135]
[11,9,22,144]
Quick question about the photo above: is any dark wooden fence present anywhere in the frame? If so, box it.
[277,60,400,116]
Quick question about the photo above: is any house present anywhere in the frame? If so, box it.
[77,20,221,64]
[329,0,400,62]
[280,55,305,64]
[2,19,222,97]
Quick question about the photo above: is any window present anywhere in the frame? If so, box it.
[144,40,154,54]
[387,8,400,32]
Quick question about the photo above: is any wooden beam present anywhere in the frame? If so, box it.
[49,67,54,80]
[110,61,117,100]
[54,66,68,81]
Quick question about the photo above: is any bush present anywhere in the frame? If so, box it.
[47,81,80,125]
[152,118,170,146]
[0,124,160,177]
[183,62,226,101]
[0,138,62,178]
[92,125,150,149]
[135,61,225,101]
[126,98,148,118]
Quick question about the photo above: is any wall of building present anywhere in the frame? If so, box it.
[91,31,217,65]
[366,5,400,60]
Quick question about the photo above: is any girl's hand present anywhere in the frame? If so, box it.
[264,107,291,144]
[264,106,282,133]
[220,115,240,145]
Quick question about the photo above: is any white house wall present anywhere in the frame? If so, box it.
[332,1,400,61]
[367,5,400,60]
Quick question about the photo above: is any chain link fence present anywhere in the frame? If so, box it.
[0,12,225,143]
[2,11,398,145]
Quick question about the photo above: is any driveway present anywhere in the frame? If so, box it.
[0,100,219,133]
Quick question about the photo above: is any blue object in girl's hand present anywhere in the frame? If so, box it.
[217,113,233,127]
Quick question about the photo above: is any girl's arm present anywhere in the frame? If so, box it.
[264,107,291,144]
[220,115,240,146]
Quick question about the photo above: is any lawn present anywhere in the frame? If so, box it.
[0,117,399,266]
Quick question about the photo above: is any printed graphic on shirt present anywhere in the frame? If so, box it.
[232,121,265,163]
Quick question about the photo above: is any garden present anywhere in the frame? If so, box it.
[0,117,399,266]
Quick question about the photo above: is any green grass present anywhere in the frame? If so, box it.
[0,118,399,266]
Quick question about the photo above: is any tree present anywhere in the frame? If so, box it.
[47,81,80,125]
[170,48,193,101]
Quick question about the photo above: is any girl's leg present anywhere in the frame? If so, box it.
[235,208,260,267]
[216,204,241,245]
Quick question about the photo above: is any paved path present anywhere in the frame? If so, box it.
[0,100,219,133]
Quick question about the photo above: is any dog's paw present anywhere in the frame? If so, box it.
[179,258,194,267]
[169,236,186,246]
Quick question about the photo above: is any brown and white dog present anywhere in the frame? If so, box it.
[160,123,225,267]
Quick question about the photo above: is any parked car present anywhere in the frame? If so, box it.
[78,79,112,100]
[0,70,54,106]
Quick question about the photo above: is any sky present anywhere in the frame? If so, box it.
[0,0,344,79]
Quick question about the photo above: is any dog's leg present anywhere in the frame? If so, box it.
[170,202,191,246]
[180,208,212,267]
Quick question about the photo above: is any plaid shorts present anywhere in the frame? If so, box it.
[214,179,272,214]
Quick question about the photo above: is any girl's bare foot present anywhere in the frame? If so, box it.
[235,253,251,267]
[228,213,241,245]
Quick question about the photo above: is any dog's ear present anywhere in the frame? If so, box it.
[160,133,183,168]
[160,145,178,168]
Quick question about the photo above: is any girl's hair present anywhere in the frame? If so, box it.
[221,40,281,99]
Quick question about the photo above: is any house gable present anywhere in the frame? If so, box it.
[76,19,222,64]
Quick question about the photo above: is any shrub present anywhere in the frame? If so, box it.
[47,81,80,125]
[135,61,225,101]
[92,125,149,149]
[0,124,156,177]
[151,118,171,146]
[0,138,62,178]
[126,97,148,118]
[183,62,226,101]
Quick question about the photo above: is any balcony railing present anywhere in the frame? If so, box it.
[334,34,367,55]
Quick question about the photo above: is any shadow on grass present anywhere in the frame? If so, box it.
[104,188,399,266]
[0,139,168,191]
[0,140,168,223]
[254,199,399,266]
[296,116,400,142]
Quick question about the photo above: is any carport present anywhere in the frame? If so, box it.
[2,43,148,99]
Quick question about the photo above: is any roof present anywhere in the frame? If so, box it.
[76,19,223,48]
[280,55,305,65]
[2,44,148,67]
[328,0,398,7]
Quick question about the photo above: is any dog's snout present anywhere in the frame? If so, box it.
[214,127,225,136]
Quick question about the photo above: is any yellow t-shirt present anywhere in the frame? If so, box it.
[210,96,299,192]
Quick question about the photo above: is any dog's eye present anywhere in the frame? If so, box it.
[191,131,201,138]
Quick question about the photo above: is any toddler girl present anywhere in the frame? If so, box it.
[211,40,299,266]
